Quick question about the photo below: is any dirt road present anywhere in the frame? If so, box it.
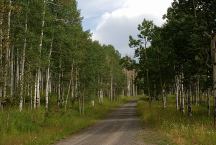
[55,100,145,145]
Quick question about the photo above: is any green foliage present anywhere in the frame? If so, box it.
[130,0,216,98]
[0,1,129,143]
[0,0,126,107]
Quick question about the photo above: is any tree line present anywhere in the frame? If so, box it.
[0,0,133,113]
[130,0,216,124]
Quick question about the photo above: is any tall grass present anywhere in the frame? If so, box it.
[0,96,130,145]
[137,96,216,145]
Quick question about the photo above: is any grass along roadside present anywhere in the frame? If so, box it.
[137,96,216,145]
[0,96,131,145]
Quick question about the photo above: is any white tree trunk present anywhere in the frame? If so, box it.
[99,89,104,104]
[3,0,12,99]
[10,46,14,98]
[71,75,74,100]
[61,73,64,103]
[58,73,61,106]
[162,88,166,108]
[30,85,33,110]
[36,0,46,108]
[19,12,28,112]
[175,76,179,110]
[27,83,30,96]
[16,49,20,84]
[65,64,73,110]
[70,62,75,102]
[34,74,37,109]
[75,68,78,99]
[65,80,71,110]
[45,33,53,110]
[36,70,41,108]
[127,78,130,96]
[110,74,113,101]
[45,68,50,110]
[82,92,85,115]
[197,77,200,104]
[132,72,135,96]
[39,0,46,54]
[74,68,80,108]
[181,73,185,113]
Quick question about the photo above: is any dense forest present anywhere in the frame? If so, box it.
[130,0,216,126]
[1,0,216,144]
[0,1,139,144]
[0,0,136,113]
[130,0,216,144]
[130,0,216,115]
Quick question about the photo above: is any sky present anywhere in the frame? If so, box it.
[77,0,173,57]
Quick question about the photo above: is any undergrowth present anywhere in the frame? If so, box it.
[0,96,131,145]
[137,96,216,145]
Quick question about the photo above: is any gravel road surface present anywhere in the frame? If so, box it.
[55,100,145,145]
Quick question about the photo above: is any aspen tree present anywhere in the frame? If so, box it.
[35,0,46,108]
[19,6,28,111]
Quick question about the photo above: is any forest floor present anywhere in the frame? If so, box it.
[55,100,145,145]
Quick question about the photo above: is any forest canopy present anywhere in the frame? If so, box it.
[0,0,132,112]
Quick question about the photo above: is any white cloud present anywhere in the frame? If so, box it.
[77,0,124,19]
[77,0,173,56]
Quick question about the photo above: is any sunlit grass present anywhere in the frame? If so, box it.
[137,96,216,145]
[0,96,131,145]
